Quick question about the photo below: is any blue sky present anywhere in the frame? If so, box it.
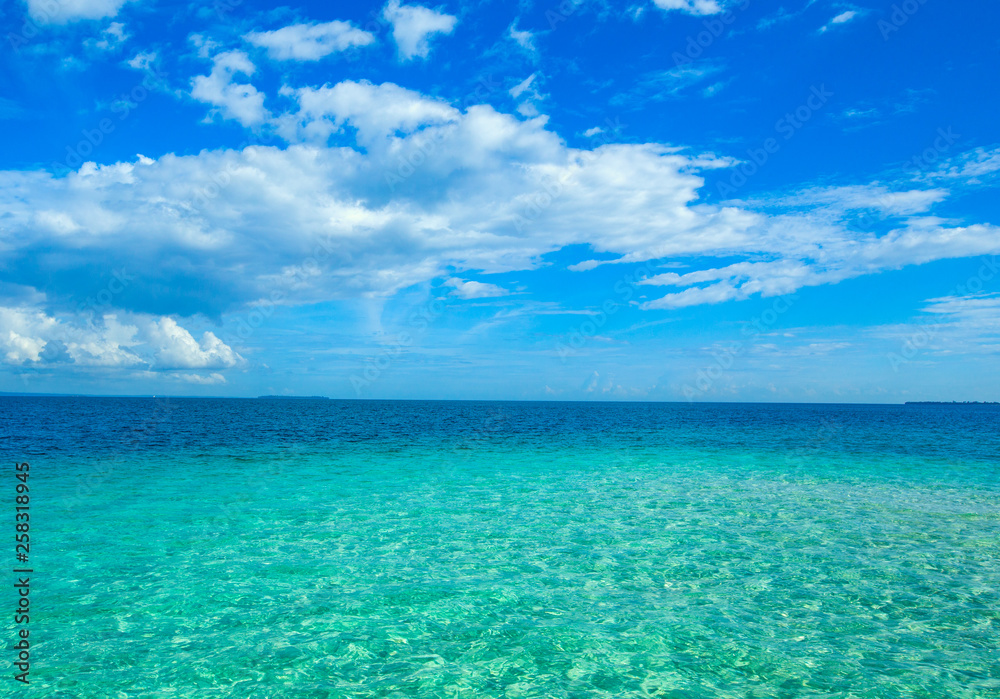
[1,0,998,401]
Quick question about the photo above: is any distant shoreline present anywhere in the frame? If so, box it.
[904,401,1000,405]
[257,396,331,400]
[1,392,996,405]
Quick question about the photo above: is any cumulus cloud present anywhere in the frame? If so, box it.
[0,308,59,363]
[144,317,243,369]
[191,51,268,127]
[0,308,243,373]
[445,278,510,299]
[1,80,999,325]
[382,0,457,60]
[245,21,375,61]
[25,0,133,24]
[276,79,459,144]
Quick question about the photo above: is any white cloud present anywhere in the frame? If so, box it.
[276,79,459,144]
[925,147,1000,183]
[382,0,457,60]
[174,372,227,385]
[127,51,156,71]
[1,309,50,362]
[245,21,375,61]
[638,220,1000,309]
[507,20,536,54]
[873,292,1000,357]
[509,74,536,100]
[144,317,243,369]
[445,278,510,299]
[0,308,243,372]
[88,21,128,51]
[26,0,133,24]
[2,80,999,319]
[35,210,81,234]
[582,370,629,396]
[189,33,218,59]
[701,81,730,97]
[924,292,1000,320]
[651,0,725,16]
[758,184,949,217]
[612,63,726,106]
[820,10,860,32]
[508,73,545,117]
[191,51,268,127]
[831,10,859,23]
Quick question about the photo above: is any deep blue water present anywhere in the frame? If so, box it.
[5,397,1000,462]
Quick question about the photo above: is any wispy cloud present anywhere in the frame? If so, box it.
[819,9,861,33]
[611,62,726,107]
[25,0,134,24]
[445,278,511,300]
[507,19,536,54]
[85,21,129,52]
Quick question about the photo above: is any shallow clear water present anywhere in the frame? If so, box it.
[4,398,1000,697]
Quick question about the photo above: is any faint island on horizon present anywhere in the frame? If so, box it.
[257,395,331,400]
[905,401,1000,405]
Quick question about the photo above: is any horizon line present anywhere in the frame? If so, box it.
[2,391,998,406]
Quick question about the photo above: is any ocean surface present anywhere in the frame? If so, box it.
[2,398,999,698]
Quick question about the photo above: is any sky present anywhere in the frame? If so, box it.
[0,0,998,401]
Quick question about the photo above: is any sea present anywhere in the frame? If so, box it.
[2,397,999,697]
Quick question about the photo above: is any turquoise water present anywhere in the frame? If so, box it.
[5,399,1000,697]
